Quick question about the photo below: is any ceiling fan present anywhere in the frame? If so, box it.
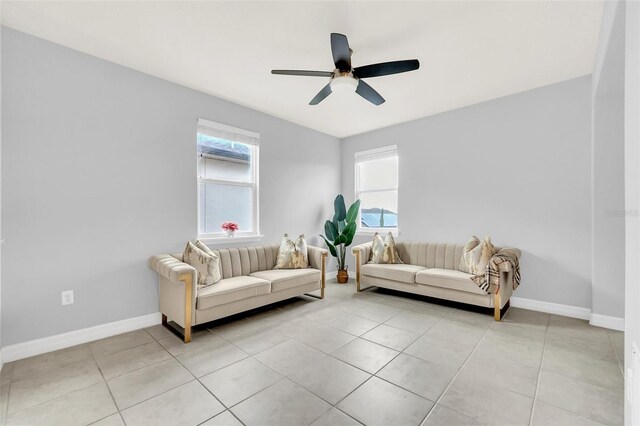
[272,33,420,106]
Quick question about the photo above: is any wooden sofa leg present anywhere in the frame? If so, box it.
[178,273,193,343]
[321,252,327,299]
[494,292,502,321]
[494,292,511,321]
[354,251,362,292]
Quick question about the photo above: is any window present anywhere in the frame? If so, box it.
[197,118,259,239]
[355,145,398,233]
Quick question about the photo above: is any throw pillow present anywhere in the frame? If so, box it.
[462,236,494,275]
[194,239,222,283]
[274,234,309,269]
[183,241,222,288]
[368,232,404,264]
[460,236,480,273]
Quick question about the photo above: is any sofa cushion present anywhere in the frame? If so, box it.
[250,268,320,292]
[415,268,488,295]
[361,264,427,284]
[197,276,271,310]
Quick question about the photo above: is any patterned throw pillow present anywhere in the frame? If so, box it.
[462,236,494,275]
[183,241,222,288]
[274,234,309,269]
[368,232,404,264]
[194,240,222,282]
[460,236,480,273]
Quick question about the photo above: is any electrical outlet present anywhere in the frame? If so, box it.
[61,290,74,306]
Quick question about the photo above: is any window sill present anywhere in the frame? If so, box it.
[198,235,265,246]
[356,229,399,237]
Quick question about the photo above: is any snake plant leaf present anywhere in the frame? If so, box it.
[320,235,337,257]
[324,220,338,241]
[343,221,357,246]
[338,220,346,233]
[334,234,347,245]
[346,199,361,224]
[334,194,347,222]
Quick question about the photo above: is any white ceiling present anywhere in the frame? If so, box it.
[1,1,603,138]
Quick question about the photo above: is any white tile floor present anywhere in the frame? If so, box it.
[0,280,625,426]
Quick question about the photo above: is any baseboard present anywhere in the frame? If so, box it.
[1,312,162,363]
[1,294,624,363]
[510,296,624,331]
[589,313,625,331]
[510,296,591,320]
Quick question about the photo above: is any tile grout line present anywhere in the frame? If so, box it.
[1,365,14,426]
[324,306,457,421]
[419,315,497,425]
[5,349,109,421]
[146,327,244,424]
[6,287,620,426]
[527,314,551,426]
[89,335,125,423]
[110,328,202,421]
[326,306,452,378]
[607,331,625,376]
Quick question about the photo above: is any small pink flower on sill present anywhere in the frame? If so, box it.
[221,221,239,231]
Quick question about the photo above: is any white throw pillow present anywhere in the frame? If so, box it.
[462,236,494,275]
[368,232,403,264]
[183,241,222,288]
[274,234,309,269]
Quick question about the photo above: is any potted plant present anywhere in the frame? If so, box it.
[320,194,360,284]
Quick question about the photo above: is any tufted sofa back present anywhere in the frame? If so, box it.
[394,241,502,272]
[173,245,280,279]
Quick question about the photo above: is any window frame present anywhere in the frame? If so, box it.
[196,119,261,242]
[354,145,399,236]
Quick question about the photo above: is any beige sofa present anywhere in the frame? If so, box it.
[149,245,327,342]
[352,241,520,321]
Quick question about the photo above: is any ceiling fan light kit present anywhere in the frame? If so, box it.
[271,33,419,106]
[330,74,358,93]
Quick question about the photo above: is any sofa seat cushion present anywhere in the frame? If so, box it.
[250,268,320,292]
[361,264,427,284]
[415,268,488,295]
[197,276,271,310]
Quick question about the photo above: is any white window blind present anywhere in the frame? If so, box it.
[197,118,259,146]
[197,119,260,238]
[355,145,399,232]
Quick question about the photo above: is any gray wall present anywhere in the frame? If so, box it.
[591,0,626,319]
[1,27,340,346]
[341,76,593,309]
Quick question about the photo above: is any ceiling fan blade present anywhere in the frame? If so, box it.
[331,33,352,72]
[309,83,333,105]
[271,70,333,77]
[354,59,420,78]
[355,80,385,105]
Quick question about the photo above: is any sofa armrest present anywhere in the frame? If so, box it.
[352,242,372,292]
[307,246,328,270]
[493,248,521,273]
[148,254,197,284]
[148,254,197,343]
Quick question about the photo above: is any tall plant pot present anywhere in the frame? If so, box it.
[337,270,349,284]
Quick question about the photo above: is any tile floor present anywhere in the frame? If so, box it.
[0,281,624,426]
